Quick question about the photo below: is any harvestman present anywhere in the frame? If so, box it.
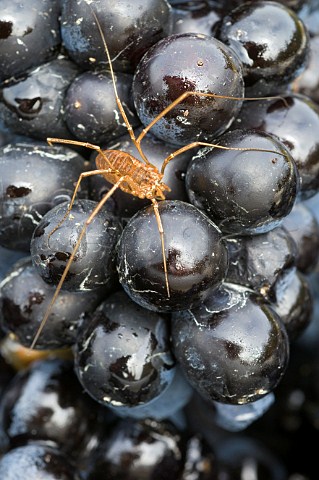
[30,10,287,349]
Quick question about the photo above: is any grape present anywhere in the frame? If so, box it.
[74,290,175,407]
[87,418,184,480]
[233,93,319,198]
[0,0,61,84]
[117,200,228,312]
[64,70,140,145]
[133,33,244,146]
[0,257,107,349]
[216,0,309,96]
[61,0,173,73]
[0,58,79,140]
[186,129,299,234]
[225,226,298,300]
[30,199,122,291]
[172,283,289,405]
[0,359,98,456]
[271,269,313,340]
[0,142,89,251]
[86,418,217,480]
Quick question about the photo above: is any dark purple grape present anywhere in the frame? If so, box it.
[90,129,192,219]
[0,257,108,349]
[282,201,319,273]
[216,0,309,96]
[225,226,298,301]
[0,142,89,251]
[133,33,244,146]
[117,200,228,312]
[172,283,290,405]
[61,0,173,73]
[0,359,98,455]
[233,94,319,198]
[0,57,79,140]
[271,270,313,340]
[87,419,183,480]
[31,199,122,292]
[86,418,217,480]
[64,70,140,145]
[74,290,175,407]
[186,130,299,235]
[0,0,61,84]
[0,443,82,479]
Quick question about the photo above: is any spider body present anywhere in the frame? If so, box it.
[95,149,170,201]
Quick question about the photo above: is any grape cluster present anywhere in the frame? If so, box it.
[0,0,318,478]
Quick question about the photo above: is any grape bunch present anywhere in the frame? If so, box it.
[0,0,318,478]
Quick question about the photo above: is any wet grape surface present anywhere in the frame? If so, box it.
[117,200,228,312]
[133,32,244,146]
[216,0,309,95]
